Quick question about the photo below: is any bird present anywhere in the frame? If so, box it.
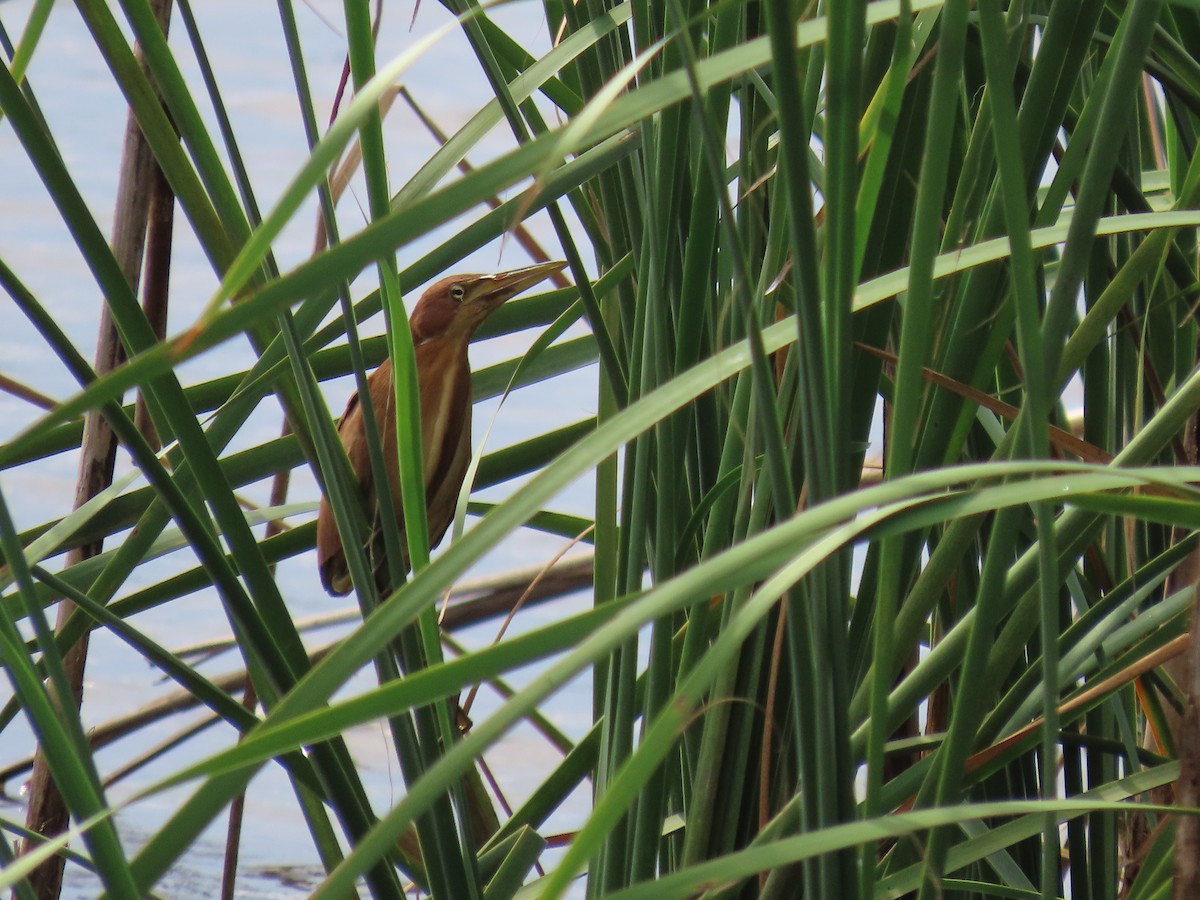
[316,261,568,596]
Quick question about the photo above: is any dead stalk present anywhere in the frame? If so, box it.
[21,2,174,896]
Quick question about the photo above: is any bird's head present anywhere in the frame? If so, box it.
[410,261,568,342]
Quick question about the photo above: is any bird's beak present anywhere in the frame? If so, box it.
[470,261,568,305]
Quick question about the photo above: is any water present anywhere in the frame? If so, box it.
[0,1,595,895]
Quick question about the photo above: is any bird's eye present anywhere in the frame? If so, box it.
[450,284,466,302]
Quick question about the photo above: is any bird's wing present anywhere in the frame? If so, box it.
[335,388,361,428]
[316,360,394,595]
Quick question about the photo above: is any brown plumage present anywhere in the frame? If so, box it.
[316,261,567,596]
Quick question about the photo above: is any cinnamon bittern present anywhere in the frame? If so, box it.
[316,261,567,596]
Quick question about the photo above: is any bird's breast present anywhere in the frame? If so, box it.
[416,339,471,483]
[413,339,473,547]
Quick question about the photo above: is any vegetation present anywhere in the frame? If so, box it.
[2,1,1200,897]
